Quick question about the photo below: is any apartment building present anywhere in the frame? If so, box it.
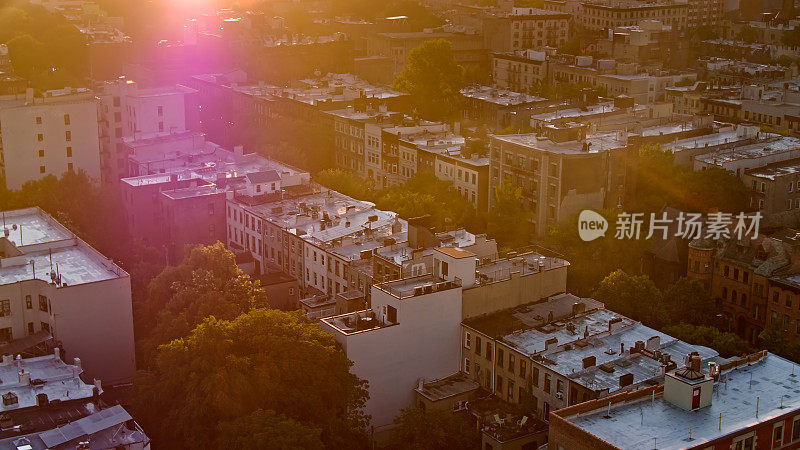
[550,56,697,104]
[96,78,197,185]
[380,123,450,187]
[119,134,305,262]
[227,187,403,298]
[489,124,632,237]
[744,157,800,214]
[0,88,100,190]
[595,20,687,67]
[462,293,718,422]
[320,245,571,431]
[687,233,800,344]
[0,349,149,448]
[365,30,487,76]
[418,142,491,211]
[578,0,688,32]
[0,208,134,384]
[481,8,571,52]
[491,49,549,92]
[550,351,800,450]
[461,85,548,130]
[692,135,800,175]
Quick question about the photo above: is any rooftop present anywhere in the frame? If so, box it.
[695,136,800,166]
[0,209,124,287]
[461,86,547,107]
[475,252,569,284]
[376,274,461,299]
[0,352,96,415]
[745,156,800,180]
[493,131,630,154]
[464,294,718,393]
[0,405,149,450]
[415,372,480,402]
[564,353,800,449]
[244,189,404,246]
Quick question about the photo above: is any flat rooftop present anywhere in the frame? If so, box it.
[245,189,404,245]
[376,274,461,299]
[695,136,800,165]
[745,156,800,180]
[461,86,547,106]
[565,353,799,449]
[493,131,629,154]
[0,209,123,286]
[0,353,95,415]
[464,294,718,392]
[476,252,568,284]
[416,372,480,402]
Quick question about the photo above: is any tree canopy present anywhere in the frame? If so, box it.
[663,324,752,358]
[137,243,267,363]
[133,309,370,449]
[394,39,465,121]
[0,1,88,89]
[391,407,480,450]
[593,270,668,329]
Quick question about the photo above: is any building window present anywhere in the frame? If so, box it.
[496,375,503,393]
[0,300,9,317]
[27,323,34,335]
[485,343,492,361]
[509,353,515,373]
[40,322,50,333]
[475,336,482,354]
[38,295,48,312]
[544,373,551,393]
[39,166,45,174]
[38,150,44,158]
[25,295,31,309]
[793,416,800,441]
[464,358,470,374]
[66,147,72,157]
[37,133,43,142]
[775,423,784,448]
[464,331,471,349]
[508,379,515,402]
[63,114,70,125]
[0,328,11,343]
[35,117,42,125]
[65,131,71,142]
[520,359,526,377]
[497,348,504,368]
[157,106,164,116]
[533,366,539,387]
[67,163,73,172]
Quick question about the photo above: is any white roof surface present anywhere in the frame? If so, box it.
[567,354,800,449]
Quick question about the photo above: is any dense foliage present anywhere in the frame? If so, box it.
[133,308,370,449]
[394,39,465,121]
[0,1,88,88]
[391,408,480,450]
[136,243,268,364]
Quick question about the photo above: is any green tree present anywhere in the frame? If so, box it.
[593,270,667,328]
[216,410,324,449]
[662,278,715,326]
[138,243,267,363]
[486,180,533,250]
[394,39,465,121]
[782,27,800,48]
[545,210,650,295]
[663,323,752,358]
[376,172,483,232]
[315,168,372,200]
[391,407,480,450]
[736,26,759,44]
[133,309,370,449]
